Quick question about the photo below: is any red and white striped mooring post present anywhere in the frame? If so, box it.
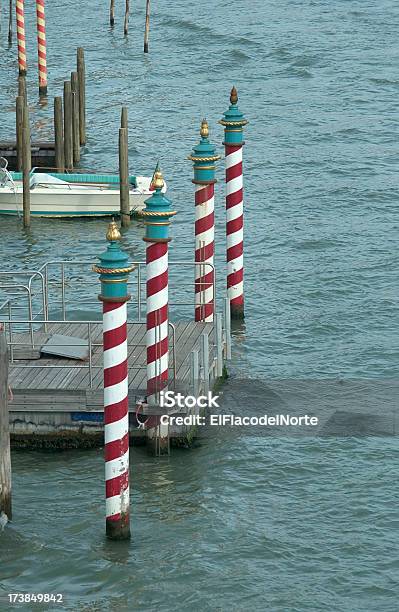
[188,120,220,322]
[16,0,27,76]
[219,87,248,320]
[94,221,135,540]
[139,168,176,455]
[36,0,48,96]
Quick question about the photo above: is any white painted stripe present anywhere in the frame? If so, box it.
[105,448,129,481]
[146,253,168,280]
[147,286,168,314]
[104,377,128,407]
[196,228,214,246]
[147,352,168,380]
[228,282,244,299]
[226,202,243,222]
[195,199,214,220]
[226,175,243,196]
[105,415,129,444]
[228,254,244,272]
[227,228,244,250]
[225,148,242,168]
[104,340,127,370]
[106,486,130,518]
[146,320,168,346]
[103,303,126,333]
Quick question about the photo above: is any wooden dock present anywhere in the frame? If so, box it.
[7,320,224,448]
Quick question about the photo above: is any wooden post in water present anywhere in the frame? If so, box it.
[123,0,129,36]
[8,0,13,45]
[71,71,80,165]
[109,0,115,26]
[22,110,31,226]
[144,0,150,53]
[93,223,134,540]
[15,0,27,75]
[18,74,27,102]
[35,0,48,96]
[77,48,86,146]
[16,96,24,171]
[0,331,12,523]
[119,127,130,227]
[63,81,73,170]
[121,106,128,130]
[54,97,64,171]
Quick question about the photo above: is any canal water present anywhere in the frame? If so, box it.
[1,0,399,610]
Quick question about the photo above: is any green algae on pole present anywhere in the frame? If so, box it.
[0,330,12,522]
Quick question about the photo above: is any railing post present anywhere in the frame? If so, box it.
[215,312,223,378]
[224,297,232,360]
[0,330,12,523]
[191,349,199,398]
[201,332,209,395]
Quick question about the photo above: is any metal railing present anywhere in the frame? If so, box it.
[1,318,177,390]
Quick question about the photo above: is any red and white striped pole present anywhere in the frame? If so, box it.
[16,0,27,76]
[94,221,134,540]
[139,169,176,455]
[36,0,48,96]
[189,120,220,322]
[220,87,248,320]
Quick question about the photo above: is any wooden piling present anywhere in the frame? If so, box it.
[123,0,129,36]
[0,331,12,522]
[121,106,128,130]
[144,0,150,53]
[109,0,115,26]
[18,74,27,102]
[16,96,25,171]
[71,71,80,165]
[8,0,13,45]
[22,119,31,227]
[77,47,86,146]
[63,81,73,170]
[54,97,64,171]
[119,127,130,227]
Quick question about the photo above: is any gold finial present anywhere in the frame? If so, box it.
[153,169,164,190]
[200,118,209,139]
[106,220,121,242]
[230,86,238,105]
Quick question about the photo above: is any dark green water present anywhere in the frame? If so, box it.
[1,0,399,609]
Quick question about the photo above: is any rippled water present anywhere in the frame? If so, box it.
[1,0,398,609]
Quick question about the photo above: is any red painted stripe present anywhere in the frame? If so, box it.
[103,323,127,350]
[195,184,214,205]
[104,397,129,424]
[147,269,168,299]
[105,433,129,462]
[104,361,127,387]
[104,301,124,314]
[225,144,242,154]
[227,268,243,288]
[195,241,214,262]
[226,162,243,182]
[230,294,244,307]
[226,189,243,208]
[147,336,168,362]
[195,211,214,235]
[147,371,168,396]
[226,216,243,235]
[227,242,243,262]
[106,471,129,498]
[195,302,213,321]
[146,242,167,264]
[146,303,168,328]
